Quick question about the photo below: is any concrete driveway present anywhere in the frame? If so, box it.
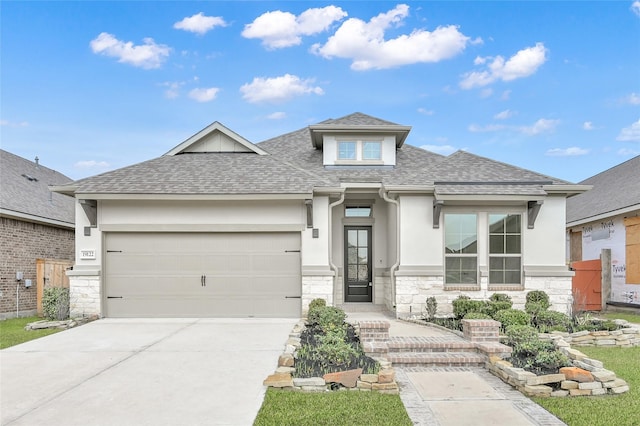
[1,318,297,426]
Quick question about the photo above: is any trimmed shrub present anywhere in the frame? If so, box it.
[489,293,513,304]
[525,290,550,313]
[42,288,70,320]
[452,296,486,320]
[484,301,513,318]
[533,310,572,333]
[308,298,326,312]
[494,308,530,330]
[504,324,539,347]
[316,306,347,333]
[464,312,493,320]
[505,324,570,374]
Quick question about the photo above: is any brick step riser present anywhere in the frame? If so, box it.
[390,361,486,368]
[387,347,479,354]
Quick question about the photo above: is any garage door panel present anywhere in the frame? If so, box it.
[105,232,301,318]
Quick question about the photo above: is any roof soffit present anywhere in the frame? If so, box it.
[308,124,412,149]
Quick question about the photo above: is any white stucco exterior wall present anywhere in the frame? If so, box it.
[524,195,567,267]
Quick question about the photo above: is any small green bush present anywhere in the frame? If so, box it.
[452,296,486,319]
[484,301,513,318]
[504,324,539,346]
[316,306,347,333]
[525,290,550,313]
[505,324,571,374]
[42,288,70,320]
[316,331,358,366]
[489,293,513,304]
[464,312,493,320]
[494,308,530,330]
[308,298,327,312]
[533,310,572,332]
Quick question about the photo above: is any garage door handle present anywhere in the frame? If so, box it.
[107,296,123,299]
[285,250,301,253]
[201,275,206,286]
[285,296,301,299]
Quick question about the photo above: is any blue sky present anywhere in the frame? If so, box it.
[1,1,639,183]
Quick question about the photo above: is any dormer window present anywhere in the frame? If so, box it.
[336,139,383,164]
[338,142,357,160]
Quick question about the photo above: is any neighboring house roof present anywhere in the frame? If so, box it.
[566,155,640,225]
[0,149,75,227]
[52,113,584,199]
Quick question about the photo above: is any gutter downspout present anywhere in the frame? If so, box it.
[379,187,400,315]
[328,190,346,306]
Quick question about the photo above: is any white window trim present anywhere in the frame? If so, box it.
[335,138,384,164]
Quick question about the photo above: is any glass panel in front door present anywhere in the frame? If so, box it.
[344,227,372,302]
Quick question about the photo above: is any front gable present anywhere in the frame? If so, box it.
[165,121,268,156]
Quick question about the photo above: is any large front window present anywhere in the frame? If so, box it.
[489,214,522,285]
[445,214,478,285]
[338,141,356,160]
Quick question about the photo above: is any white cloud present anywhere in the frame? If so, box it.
[242,6,347,49]
[174,12,227,35]
[632,1,640,17]
[90,32,170,69]
[240,74,324,103]
[420,144,457,155]
[311,4,471,70]
[519,118,559,135]
[460,43,548,89]
[480,88,493,98]
[545,147,589,157]
[188,87,220,102]
[0,119,29,127]
[583,121,595,131]
[468,123,506,133]
[74,160,111,169]
[417,108,434,115]
[267,111,287,119]
[617,118,640,141]
[624,92,640,105]
[159,81,185,99]
[494,109,514,120]
[500,90,511,101]
[618,148,640,156]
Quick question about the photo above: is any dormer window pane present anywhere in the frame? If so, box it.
[363,142,381,160]
[346,206,372,217]
[338,142,356,159]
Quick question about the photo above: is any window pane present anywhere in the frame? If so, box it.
[505,271,521,284]
[338,142,356,159]
[345,207,371,217]
[358,229,368,246]
[506,215,521,233]
[347,230,357,247]
[445,214,477,254]
[506,235,521,253]
[489,235,504,254]
[348,265,357,282]
[490,257,503,269]
[490,271,504,284]
[358,248,368,263]
[489,214,506,233]
[347,247,357,264]
[363,142,381,160]
[505,257,521,269]
[358,265,369,281]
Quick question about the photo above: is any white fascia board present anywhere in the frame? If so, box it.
[566,204,640,228]
[0,208,75,229]
[49,184,78,197]
[433,194,542,203]
[543,184,592,195]
[385,185,436,194]
[75,193,311,201]
[308,125,412,148]
[165,121,268,156]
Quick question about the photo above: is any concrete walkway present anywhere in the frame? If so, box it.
[346,313,567,426]
[1,318,297,426]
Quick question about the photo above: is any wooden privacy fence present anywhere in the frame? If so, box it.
[36,258,73,316]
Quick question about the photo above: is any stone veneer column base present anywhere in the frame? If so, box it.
[301,275,333,314]
[395,275,573,317]
[68,271,101,318]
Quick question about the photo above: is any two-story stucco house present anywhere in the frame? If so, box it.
[53,113,588,319]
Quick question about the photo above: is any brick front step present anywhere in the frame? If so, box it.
[387,336,476,353]
[388,351,486,367]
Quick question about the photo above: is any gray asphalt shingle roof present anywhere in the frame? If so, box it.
[0,149,75,225]
[61,113,573,197]
[566,155,640,223]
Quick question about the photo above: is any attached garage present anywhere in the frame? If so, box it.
[104,232,301,318]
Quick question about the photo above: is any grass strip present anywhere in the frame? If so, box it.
[254,388,412,426]
[533,346,640,426]
[0,316,63,349]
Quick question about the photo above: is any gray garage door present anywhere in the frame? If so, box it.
[104,232,301,318]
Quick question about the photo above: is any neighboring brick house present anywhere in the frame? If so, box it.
[0,150,75,318]
[566,155,640,306]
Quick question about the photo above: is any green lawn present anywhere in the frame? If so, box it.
[533,346,640,426]
[254,388,412,426]
[598,311,640,325]
[0,316,63,349]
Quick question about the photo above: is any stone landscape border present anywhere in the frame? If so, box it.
[262,320,400,393]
